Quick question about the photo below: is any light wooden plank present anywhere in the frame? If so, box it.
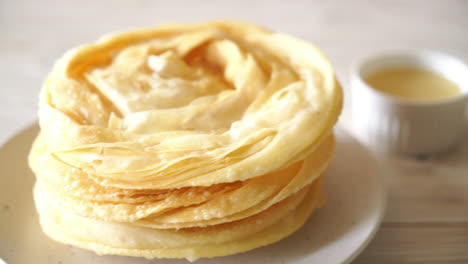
[353,224,468,264]
[375,132,468,223]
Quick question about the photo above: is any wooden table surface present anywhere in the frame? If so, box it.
[1,0,467,263]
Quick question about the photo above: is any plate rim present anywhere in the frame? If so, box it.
[0,122,387,264]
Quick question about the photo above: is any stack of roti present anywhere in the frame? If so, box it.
[29,21,342,261]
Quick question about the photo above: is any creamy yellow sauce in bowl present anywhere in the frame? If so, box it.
[350,50,468,155]
[364,67,461,101]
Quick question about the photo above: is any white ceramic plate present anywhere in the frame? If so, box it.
[0,122,385,264]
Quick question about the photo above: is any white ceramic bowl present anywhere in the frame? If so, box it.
[350,50,468,155]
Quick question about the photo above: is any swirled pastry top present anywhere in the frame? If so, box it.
[38,21,342,189]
